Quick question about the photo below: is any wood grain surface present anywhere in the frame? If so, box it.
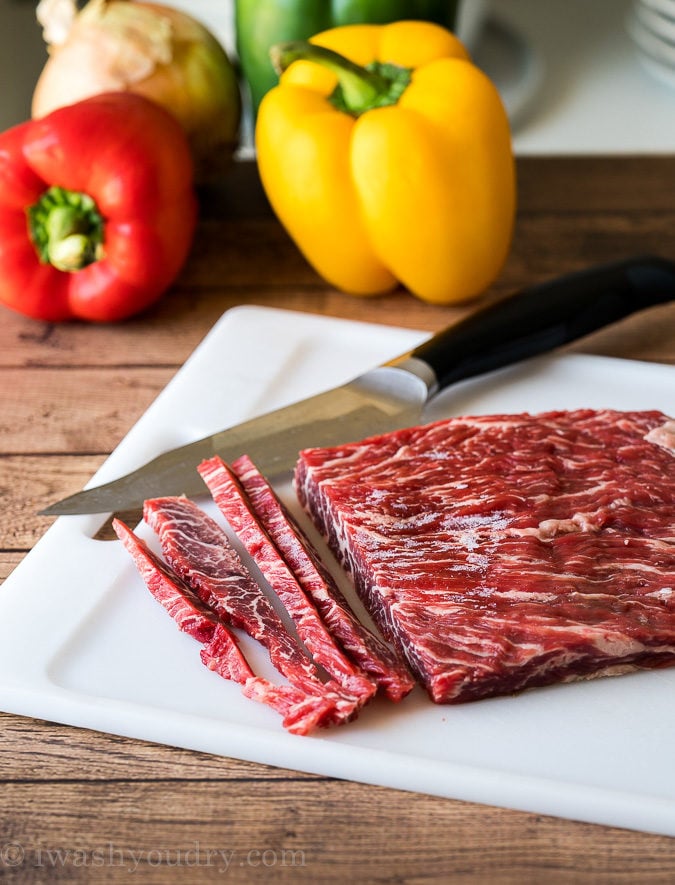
[1,157,675,883]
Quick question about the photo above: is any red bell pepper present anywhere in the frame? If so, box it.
[0,92,197,322]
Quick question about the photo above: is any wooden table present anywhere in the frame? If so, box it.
[2,157,675,882]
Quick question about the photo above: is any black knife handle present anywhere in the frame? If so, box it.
[411,256,675,392]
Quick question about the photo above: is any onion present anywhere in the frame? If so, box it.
[33,0,241,183]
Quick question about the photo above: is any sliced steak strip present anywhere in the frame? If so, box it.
[113,517,218,643]
[201,625,338,734]
[113,518,336,734]
[198,456,375,711]
[142,497,339,704]
[231,454,414,701]
[296,409,675,704]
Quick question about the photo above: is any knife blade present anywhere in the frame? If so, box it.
[42,256,675,516]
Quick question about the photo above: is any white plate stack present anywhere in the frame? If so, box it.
[627,0,675,88]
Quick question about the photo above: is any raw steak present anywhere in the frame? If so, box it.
[113,518,334,734]
[295,409,675,704]
[113,517,219,643]
[201,625,338,734]
[143,496,361,723]
[198,456,376,708]
[231,454,414,701]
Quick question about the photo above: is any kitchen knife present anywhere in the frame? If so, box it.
[42,256,675,516]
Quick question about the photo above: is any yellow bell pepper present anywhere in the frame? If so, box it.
[255,21,516,304]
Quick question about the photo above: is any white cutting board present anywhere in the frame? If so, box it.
[2,306,675,836]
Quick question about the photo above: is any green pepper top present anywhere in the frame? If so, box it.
[234,0,459,114]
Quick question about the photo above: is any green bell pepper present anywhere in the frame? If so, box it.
[234,0,460,114]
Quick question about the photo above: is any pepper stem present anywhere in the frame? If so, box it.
[270,40,412,116]
[27,186,104,272]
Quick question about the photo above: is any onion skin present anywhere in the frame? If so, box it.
[32,0,242,183]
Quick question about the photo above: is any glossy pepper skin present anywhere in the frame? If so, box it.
[235,0,459,113]
[0,93,197,322]
[256,22,516,304]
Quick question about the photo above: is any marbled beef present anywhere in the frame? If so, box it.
[231,454,415,701]
[143,496,361,724]
[113,517,335,734]
[198,455,377,710]
[295,409,675,703]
